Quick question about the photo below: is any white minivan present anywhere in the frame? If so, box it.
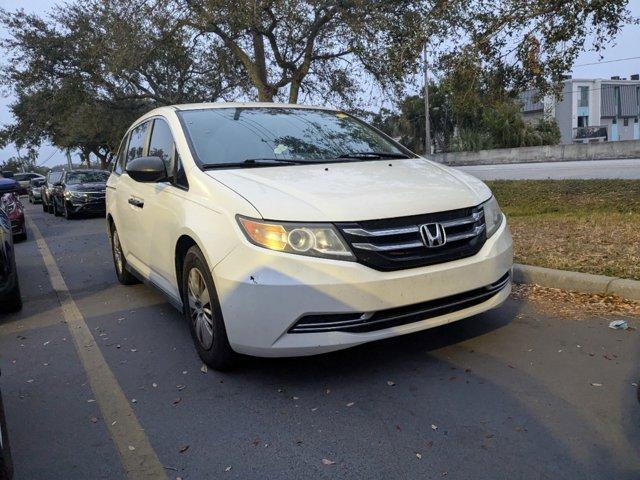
[106,103,513,370]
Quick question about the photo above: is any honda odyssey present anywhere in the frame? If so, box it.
[106,103,513,370]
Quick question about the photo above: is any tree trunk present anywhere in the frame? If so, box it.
[288,80,300,104]
[257,86,275,102]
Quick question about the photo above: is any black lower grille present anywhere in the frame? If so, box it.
[289,271,510,334]
[336,205,487,271]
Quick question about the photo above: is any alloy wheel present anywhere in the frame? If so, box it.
[187,267,214,350]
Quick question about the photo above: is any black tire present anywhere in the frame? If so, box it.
[14,230,26,242]
[109,224,139,285]
[0,276,22,313]
[28,194,32,204]
[53,199,62,217]
[0,390,14,480]
[42,200,48,212]
[64,202,75,220]
[182,246,235,371]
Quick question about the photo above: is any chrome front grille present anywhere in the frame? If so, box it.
[336,205,487,271]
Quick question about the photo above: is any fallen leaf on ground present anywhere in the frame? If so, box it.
[431,424,438,430]
[591,382,603,387]
[224,466,232,472]
[179,445,189,453]
[90,417,98,423]
[200,364,208,373]
[415,453,422,459]
[173,397,182,405]
[128,445,135,451]
[322,459,335,465]
[346,402,355,407]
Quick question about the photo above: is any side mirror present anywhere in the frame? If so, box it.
[126,156,167,183]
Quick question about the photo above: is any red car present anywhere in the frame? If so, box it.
[0,192,26,242]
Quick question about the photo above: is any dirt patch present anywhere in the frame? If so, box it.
[511,283,640,319]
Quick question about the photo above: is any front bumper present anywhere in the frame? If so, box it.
[67,199,106,214]
[213,219,513,357]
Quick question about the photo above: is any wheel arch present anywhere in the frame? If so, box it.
[175,234,199,301]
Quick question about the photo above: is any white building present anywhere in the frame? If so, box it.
[522,75,640,144]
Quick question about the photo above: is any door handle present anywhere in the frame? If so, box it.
[128,197,144,208]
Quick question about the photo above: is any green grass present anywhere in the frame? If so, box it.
[487,180,640,280]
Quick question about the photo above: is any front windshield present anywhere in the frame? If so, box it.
[178,107,411,167]
[66,171,109,185]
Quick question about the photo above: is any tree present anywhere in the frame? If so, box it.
[0,0,248,168]
[179,0,445,103]
[0,0,634,162]
[374,56,563,153]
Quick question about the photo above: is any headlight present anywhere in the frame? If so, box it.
[237,216,355,261]
[482,196,504,238]
[65,191,83,199]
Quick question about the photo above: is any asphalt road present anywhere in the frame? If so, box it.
[0,203,638,480]
[457,158,640,180]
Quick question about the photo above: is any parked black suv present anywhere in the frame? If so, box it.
[41,171,62,214]
[0,179,21,312]
[51,170,109,219]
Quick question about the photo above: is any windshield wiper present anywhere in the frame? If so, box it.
[203,158,322,169]
[337,152,410,160]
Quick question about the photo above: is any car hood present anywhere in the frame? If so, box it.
[207,158,491,222]
[67,182,107,192]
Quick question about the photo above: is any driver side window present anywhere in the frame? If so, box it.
[126,122,150,165]
[148,119,175,181]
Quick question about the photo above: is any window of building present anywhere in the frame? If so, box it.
[577,116,589,128]
[578,86,589,107]
[624,118,629,127]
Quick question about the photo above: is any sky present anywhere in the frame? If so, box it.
[1,0,639,167]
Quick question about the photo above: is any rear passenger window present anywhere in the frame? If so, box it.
[127,122,150,164]
[148,119,175,179]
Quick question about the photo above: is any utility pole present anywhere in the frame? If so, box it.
[65,149,73,170]
[423,42,431,156]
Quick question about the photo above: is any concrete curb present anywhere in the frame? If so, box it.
[513,264,640,302]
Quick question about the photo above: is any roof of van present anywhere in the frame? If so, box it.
[172,102,336,111]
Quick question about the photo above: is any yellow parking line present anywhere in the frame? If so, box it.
[26,217,168,480]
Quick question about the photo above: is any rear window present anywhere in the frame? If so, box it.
[65,171,110,185]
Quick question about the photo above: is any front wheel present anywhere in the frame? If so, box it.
[0,276,22,313]
[182,246,235,371]
[109,225,139,285]
[64,202,75,219]
[53,199,62,217]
